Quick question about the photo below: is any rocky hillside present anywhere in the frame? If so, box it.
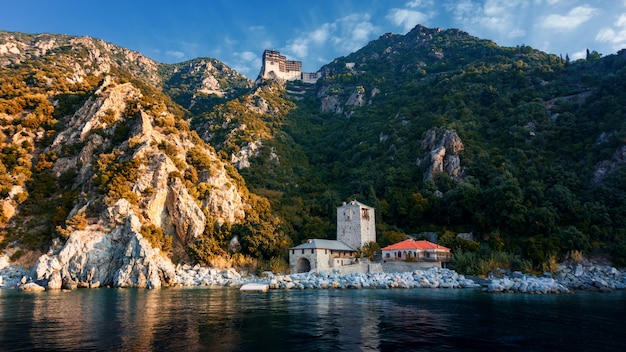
[0,30,285,288]
[3,24,626,286]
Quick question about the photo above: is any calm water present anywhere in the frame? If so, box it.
[1,287,625,351]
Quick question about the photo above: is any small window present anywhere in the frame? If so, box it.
[301,249,304,254]
[311,249,314,254]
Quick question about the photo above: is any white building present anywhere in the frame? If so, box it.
[289,200,376,273]
[258,49,321,83]
[381,239,451,267]
[289,239,356,274]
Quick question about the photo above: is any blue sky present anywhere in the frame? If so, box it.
[2,1,625,78]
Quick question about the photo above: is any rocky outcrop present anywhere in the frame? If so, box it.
[345,86,366,107]
[19,75,248,289]
[165,178,205,245]
[33,200,176,289]
[420,128,465,181]
[486,274,570,294]
[318,85,368,114]
[556,261,626,291]
[231,140,263,169]
[592,145,626,184]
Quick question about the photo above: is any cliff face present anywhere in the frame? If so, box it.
[0,32,253,288]
[32,76,248,288]
[420,128,465,181]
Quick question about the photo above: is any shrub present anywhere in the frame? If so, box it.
[101,108,117,125]
[451,251,480,275]
[9,249,24,261]
[266,256,290,274]
[140,224,172,253]
[566,250,585,264]
[541,255,559,274]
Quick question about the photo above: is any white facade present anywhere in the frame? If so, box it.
[336,200,376,250]
[289,239,356,273]
[288,200,376,273]
[258,49,320,83]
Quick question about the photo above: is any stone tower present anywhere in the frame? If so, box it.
[336,200,376,250]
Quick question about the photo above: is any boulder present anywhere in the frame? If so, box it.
[34,209,176,289]
[19,282,46,292]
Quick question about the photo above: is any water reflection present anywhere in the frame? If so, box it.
[1,288,626,351]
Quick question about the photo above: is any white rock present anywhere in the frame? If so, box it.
[19,282,46,292]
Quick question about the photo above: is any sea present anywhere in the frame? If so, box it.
[0,287,625,351]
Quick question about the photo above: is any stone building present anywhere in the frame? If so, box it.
[289,200,376,273]
[289,239,356,273]
[258,49,321,83]
[337,200,376,250]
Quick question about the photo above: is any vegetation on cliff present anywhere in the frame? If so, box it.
[2,25,626,275]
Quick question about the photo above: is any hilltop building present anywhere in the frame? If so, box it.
[289,200,376,273]
[258,49,321,84]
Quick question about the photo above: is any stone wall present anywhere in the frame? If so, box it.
[325,262,383,275]
[381,261,443,273]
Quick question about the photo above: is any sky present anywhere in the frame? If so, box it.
[2,0,626,78]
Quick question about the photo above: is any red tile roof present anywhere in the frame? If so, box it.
[381,239,450,251]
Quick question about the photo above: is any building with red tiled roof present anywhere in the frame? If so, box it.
[381,239,451,264]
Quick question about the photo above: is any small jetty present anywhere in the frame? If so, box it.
[240,283,269,292]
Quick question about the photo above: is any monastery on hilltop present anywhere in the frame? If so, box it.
[258,49,321,84]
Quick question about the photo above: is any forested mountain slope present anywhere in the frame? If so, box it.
[198,25,626,270]
[2,25,626,281]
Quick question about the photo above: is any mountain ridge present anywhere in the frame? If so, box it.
[2,24,626,287]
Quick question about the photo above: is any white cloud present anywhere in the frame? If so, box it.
[406,0,433,9]
[386,9,430,32]
[595,13,626,52]
[285,41,309,59]
[309,23,334,44]
[534,0,560,4]
[231,51,262,78]
[281,13,380,68]
[616,13,626,27]
[538,5,599,31]
[447,0,522,30]
[508,29,527,38]
[571,49,587,60]
[445,0,531,43]
[165,50,185,60]
[596,28,617,42]
[236,51,257,62]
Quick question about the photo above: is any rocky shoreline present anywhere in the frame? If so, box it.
[3,255,626,294]
[176,266,480,290]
